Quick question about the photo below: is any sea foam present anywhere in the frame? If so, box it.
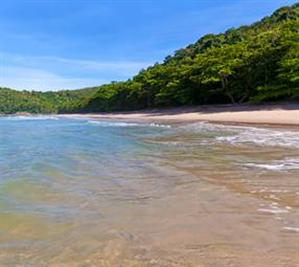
[244,158,299,171]
[0,115,59,121]
[87,120,171,128]
[283,226,299,233]
[182,122,299,148]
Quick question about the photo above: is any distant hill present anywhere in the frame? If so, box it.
[1,3,298,114]
[0,87,98,114]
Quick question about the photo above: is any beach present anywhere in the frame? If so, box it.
[63,104,299,127]
[0,109,299,266]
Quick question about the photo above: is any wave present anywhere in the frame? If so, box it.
[182,122,299,148]
[87,120,171,128]
[0,115,59,121]
[258,202,291,214]
[244,158,299,171]
[216,128,299,148]
[283,226,299,233]
[258,207,290,214]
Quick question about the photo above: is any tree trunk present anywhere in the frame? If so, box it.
[226,92,235,104]
[239,91,249,103]
[239,76,251,103]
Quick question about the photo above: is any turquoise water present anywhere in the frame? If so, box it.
[0,116,298,266]
[0,117,172,220]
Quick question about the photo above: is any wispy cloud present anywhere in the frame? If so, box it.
[0,53,152,91]
[1,53,152,75]
[0,65,108,91]
[37,56,152,75]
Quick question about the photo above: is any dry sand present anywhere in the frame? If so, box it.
[65,104,299,126]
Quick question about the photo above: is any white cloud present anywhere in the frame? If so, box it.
[0,52,152,91]
[0,65,107,91]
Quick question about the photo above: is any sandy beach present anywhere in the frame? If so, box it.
[64,103,299,126]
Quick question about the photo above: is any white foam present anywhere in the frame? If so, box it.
[87,120,171,128]
[283,226,299,233]
[258,202,290,214]
[183,122,299,148]
[87,120,139,127]
[1,115,59,121]
[149,123,171,128]
[216,128,299,148]
[182,122,230,133]
[269,189,289,193]
[258,207,290,214]
[244,158,299,171]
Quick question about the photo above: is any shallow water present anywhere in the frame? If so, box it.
[0,116,298,266]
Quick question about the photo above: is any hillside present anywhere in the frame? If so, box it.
[0,87,98,114]
[0,3,298,114]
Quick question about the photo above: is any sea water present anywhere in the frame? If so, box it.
[0,116,298,266]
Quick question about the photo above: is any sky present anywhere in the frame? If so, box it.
[0,0,297,91]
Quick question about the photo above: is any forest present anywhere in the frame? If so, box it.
[0,3,298,114]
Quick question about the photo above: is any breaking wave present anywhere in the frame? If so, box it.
[244,158,299,171]
[87,120,171,128]
[0,115,59,121]
[182,122,299,148]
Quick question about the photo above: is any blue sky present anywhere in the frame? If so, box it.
[0,0,297,91]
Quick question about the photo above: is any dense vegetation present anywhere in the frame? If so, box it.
[0,3,298,114]
[0,87,97,114]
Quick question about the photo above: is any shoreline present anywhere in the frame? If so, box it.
[59,104,299,128]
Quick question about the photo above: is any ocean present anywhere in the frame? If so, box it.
[0,115,298,266]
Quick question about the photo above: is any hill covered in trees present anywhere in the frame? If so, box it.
[0,87,97,114]
[0,3,298,114]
